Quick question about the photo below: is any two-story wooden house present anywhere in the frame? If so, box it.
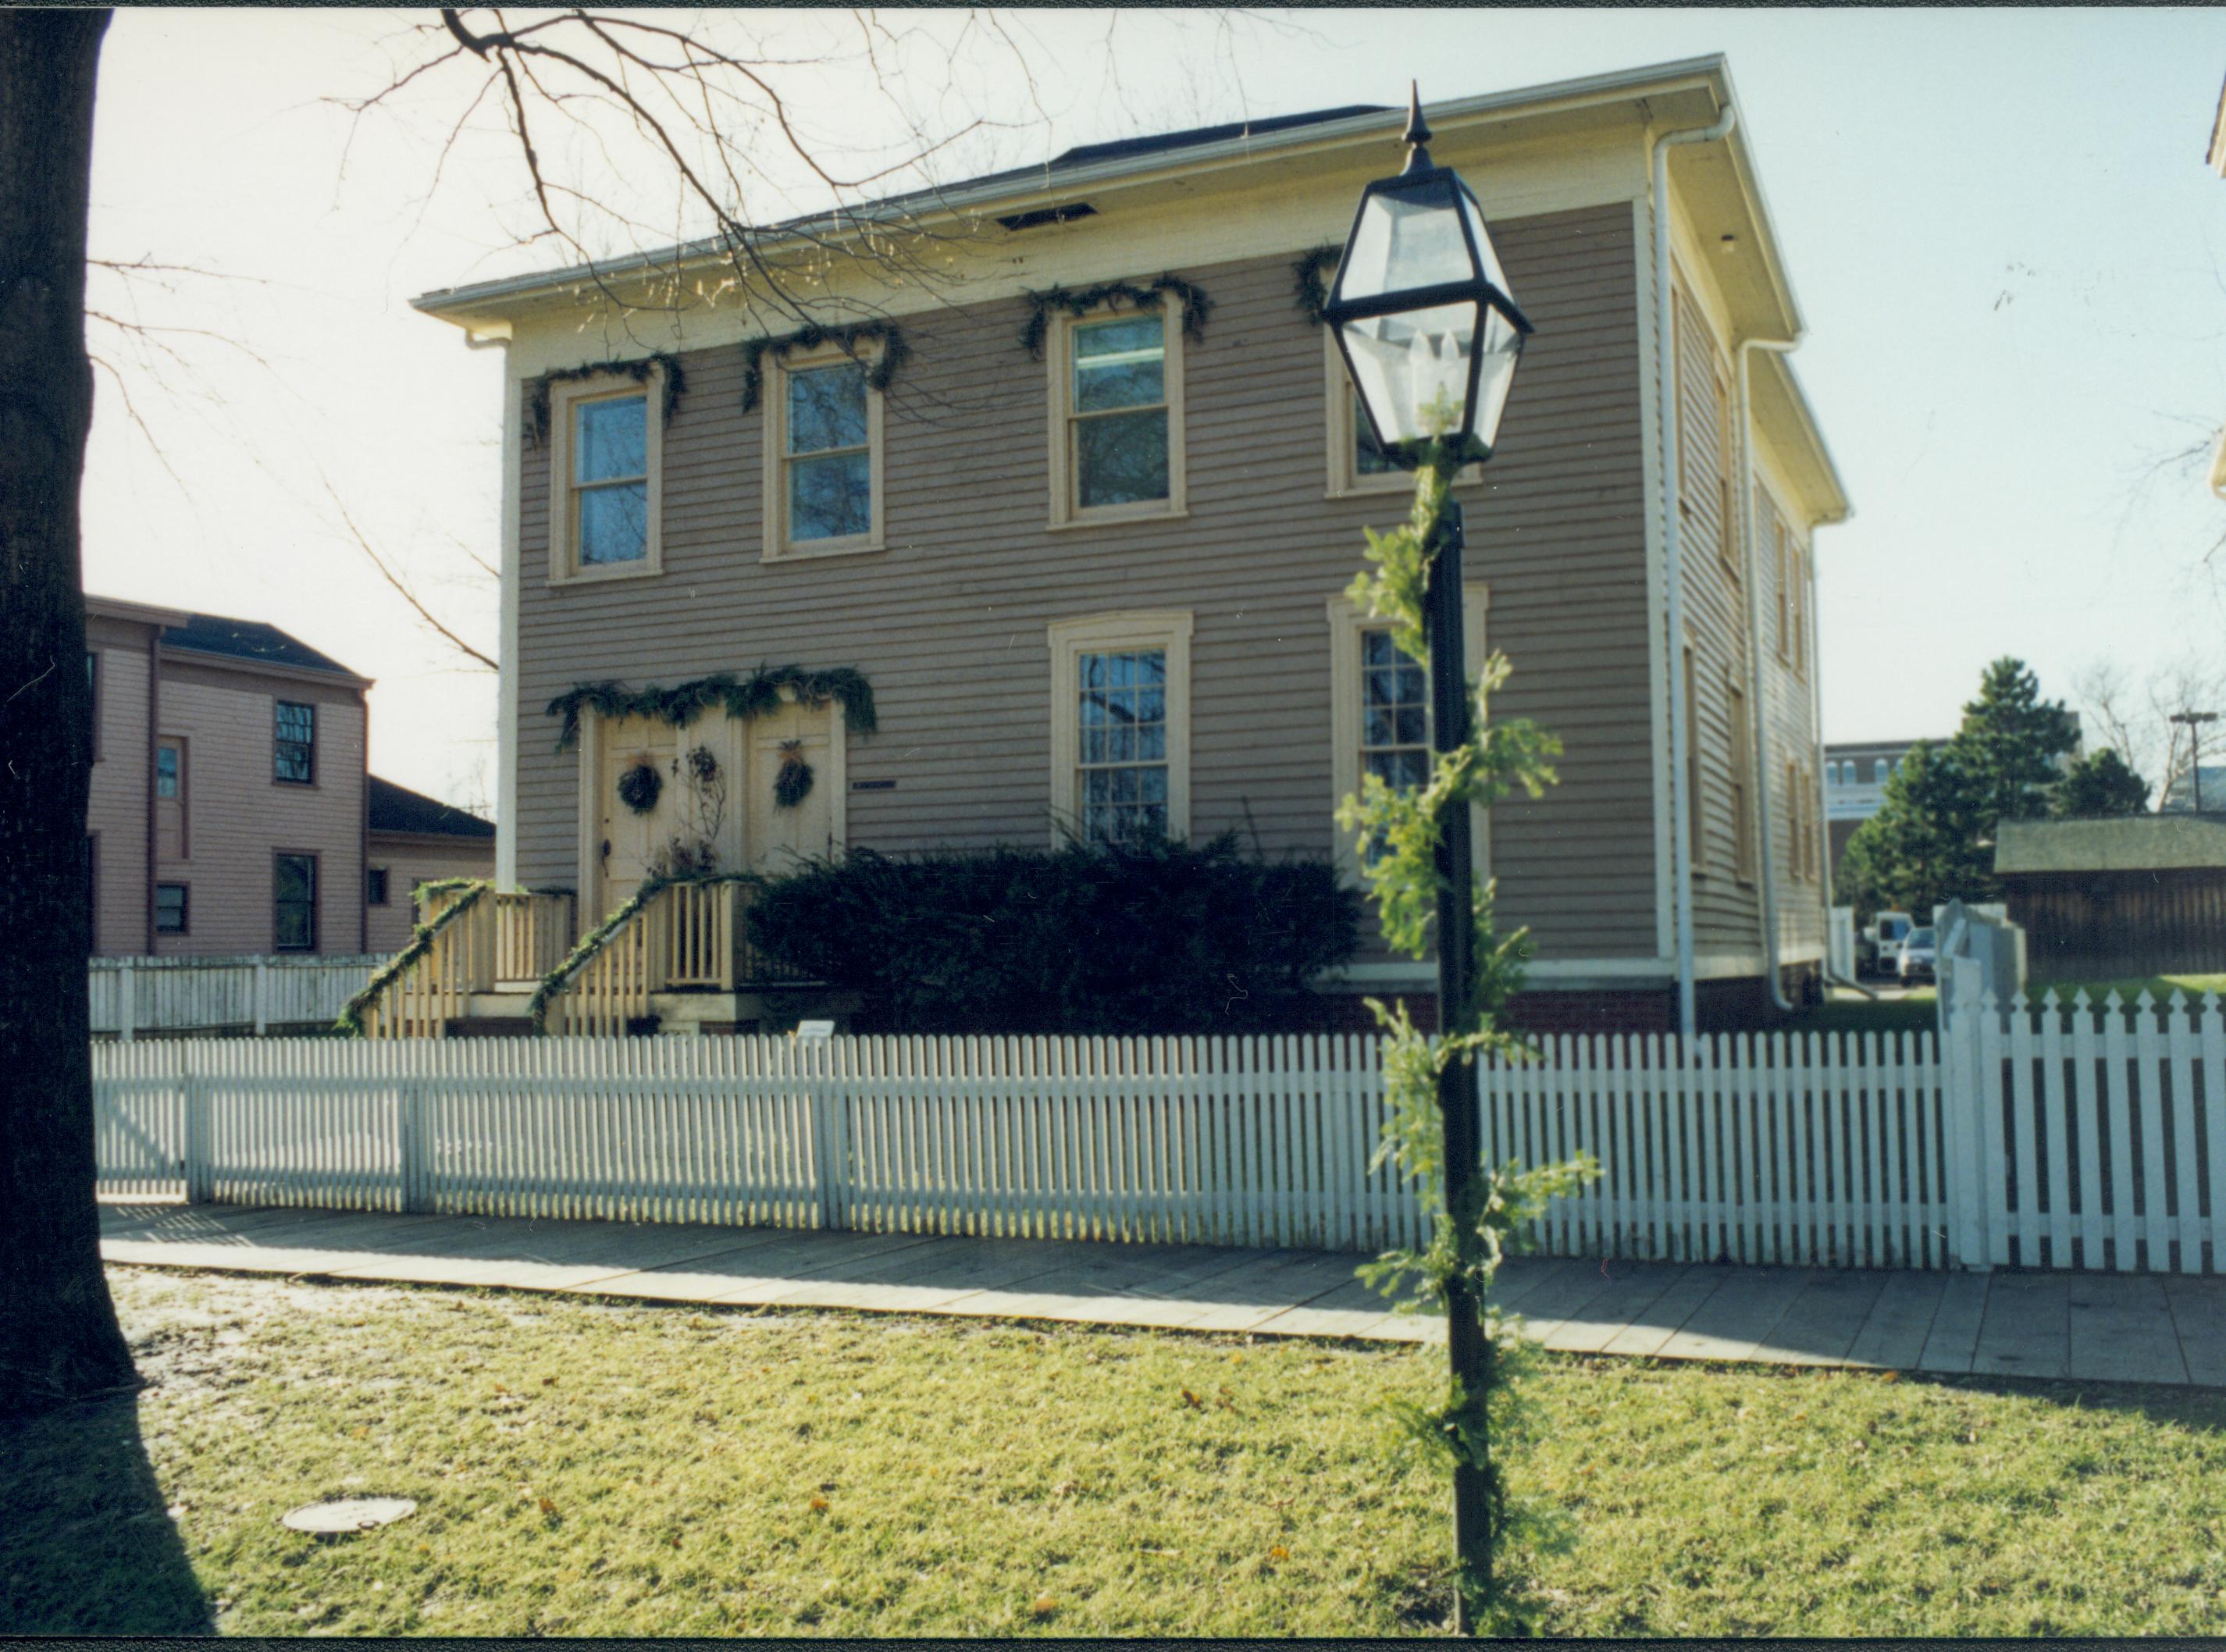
[411,55,1847,1033]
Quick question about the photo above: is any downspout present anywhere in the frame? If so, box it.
[1802,482,1872,999]
[144,630,160,955]
[1735,336,1799,1012]
[1651,102,1737,1040]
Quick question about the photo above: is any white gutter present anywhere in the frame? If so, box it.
[1736,335,1799,1013]
[1653,103,1738,1041]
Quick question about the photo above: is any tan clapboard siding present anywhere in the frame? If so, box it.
[85,615,156,955]
[152,658,367,957]
[515,203,1655,961]
[365,833,498,954]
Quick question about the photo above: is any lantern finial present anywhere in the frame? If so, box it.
[1401,81,1434,173]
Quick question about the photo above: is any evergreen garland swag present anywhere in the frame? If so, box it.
[1293,245,1341,326]
[524,352,686,449]
[333,878,494,1036]
[1018,273,1213,360]
[547,666,878,753]
[739,320,910,414]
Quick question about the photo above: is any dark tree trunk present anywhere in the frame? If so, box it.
[0,8,136,1418]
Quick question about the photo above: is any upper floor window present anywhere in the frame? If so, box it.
[155,883,189,935]
[548,370,665,582]
[1049,301,1186,526]
[764,351,882,558]
[1047,611,1192,846]
[274,700,315,785]
[155,741,180,799]
[366,867,389,906]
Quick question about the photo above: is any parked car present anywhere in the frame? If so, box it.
[1898,925,1938,984]
[1861,910,1914,977]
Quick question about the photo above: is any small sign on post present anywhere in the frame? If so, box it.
[794,1019,835,1042]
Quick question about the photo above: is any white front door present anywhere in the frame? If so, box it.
[743,701,838,875]
[596,716,680,911]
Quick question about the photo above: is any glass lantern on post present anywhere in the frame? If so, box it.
[1320,84,1535,1636]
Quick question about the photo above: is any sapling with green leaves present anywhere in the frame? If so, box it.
[1334,436,1599,1632]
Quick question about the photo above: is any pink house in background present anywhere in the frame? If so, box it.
[84,595,493,957]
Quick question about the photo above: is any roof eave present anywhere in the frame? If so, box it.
[412,55,1734,325]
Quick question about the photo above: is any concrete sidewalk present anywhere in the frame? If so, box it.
[98,1202,2226,1387]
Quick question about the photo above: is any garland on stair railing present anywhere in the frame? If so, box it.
[546,666,878,753]
[739,320,910,413]
[524,351,686,449]
[333,878,497,1037]
[1017,273,1213,361]
[525,871,766,1034]
[1294,245,1341,326]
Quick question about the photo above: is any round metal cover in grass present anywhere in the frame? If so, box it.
[282,1497,418,1535]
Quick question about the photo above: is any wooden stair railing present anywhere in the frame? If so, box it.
[495,890,575,982]
[354,883,496,1039]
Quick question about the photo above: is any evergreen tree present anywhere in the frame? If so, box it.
[2052,747,2151,818]
[1955,657,2082,832]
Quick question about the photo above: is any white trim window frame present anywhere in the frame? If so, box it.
[1047,297,1187,528]
[1046,611,1193,846]
[547,368,665,585]
[1322,329,1485,499]
[762,343,885,560]
[1327,584,1491,885]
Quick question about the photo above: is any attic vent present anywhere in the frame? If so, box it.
[998,202,1096,232]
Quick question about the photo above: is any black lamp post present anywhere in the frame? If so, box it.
[1320,84,1533,1632]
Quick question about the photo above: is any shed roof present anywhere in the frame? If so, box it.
[369,775,496,840]
[1996,814,2226,875]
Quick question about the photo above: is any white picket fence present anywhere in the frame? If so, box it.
[91,981,2226,1274]
[1480,1031,1951,1270]
[92,1035,1430,1253]
[88,955,379,1039]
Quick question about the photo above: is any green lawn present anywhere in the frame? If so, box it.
[9,1266,2226,1636]
[2027,974,2226,1006]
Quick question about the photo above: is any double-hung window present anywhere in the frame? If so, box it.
[1047,612,1192,846]
[765,351,881,557]
[1051,301,1184,525]
[1328,588,1489,885]
[274,853,318,952]
[548,369,664,582]
[155,883,189,935]
[274,700,315,785]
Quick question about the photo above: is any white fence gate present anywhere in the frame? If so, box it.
[89,955,379,1039]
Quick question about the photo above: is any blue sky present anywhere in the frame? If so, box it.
[80,9,2226,808]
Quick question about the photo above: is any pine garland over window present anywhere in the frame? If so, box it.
[1294,245,1341,326]
[524,352,686,449]
[739,320,910,413]
[1017,273,1213,361]
[546,665,878,752]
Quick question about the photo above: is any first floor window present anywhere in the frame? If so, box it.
[366,867,389,906]
[275,853,317,951]
[1359,629,1430,790]
[155,883,189,935]
[155,740,181,798]
[1683,643,1704,870]
[275,700,315,784]
[1728,675,1754,882]
[1077,648,1169,842]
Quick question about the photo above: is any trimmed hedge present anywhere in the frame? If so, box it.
[744,835,1362,1035]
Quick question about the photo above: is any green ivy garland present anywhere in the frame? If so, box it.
[1331,438,1600,1629]
[739,319,911,414]
[1294,245,1341,326]
[547,666,878,753]
[1017,273,1213,361]
[524,351,686,449]
[525,871,764,1034]
[333,878,495,1037]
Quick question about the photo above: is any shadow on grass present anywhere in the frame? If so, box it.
[1897,1367,2226,1433]
[0,1390,213,1634]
